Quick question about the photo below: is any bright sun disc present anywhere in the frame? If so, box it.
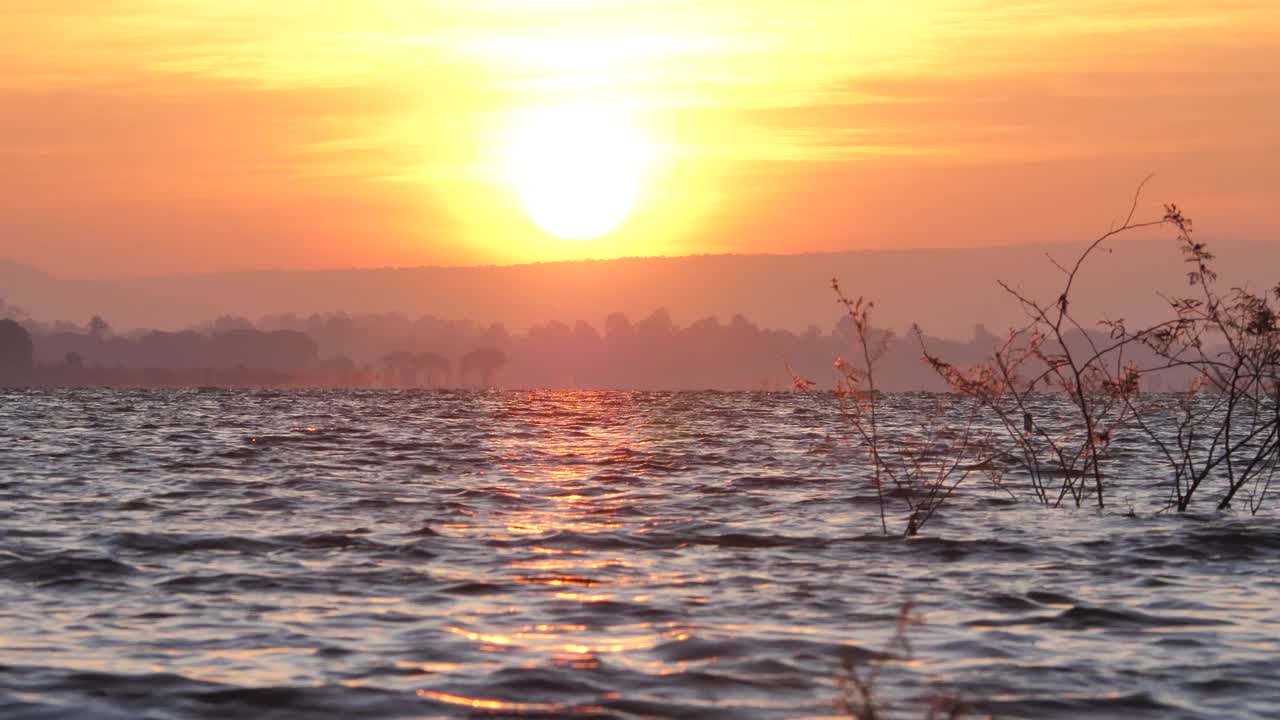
[507,106,649,240]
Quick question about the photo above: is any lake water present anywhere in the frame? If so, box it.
[1,389,1278,719]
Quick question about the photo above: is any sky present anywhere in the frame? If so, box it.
[2,1,1278,277]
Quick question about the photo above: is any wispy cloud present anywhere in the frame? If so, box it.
[2,1,1278,273]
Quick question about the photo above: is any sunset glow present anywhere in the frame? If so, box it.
[4,3,1280,716]
[506,105,653,240]
[1,1,1278,275]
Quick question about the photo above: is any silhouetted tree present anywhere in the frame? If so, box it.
[414,352,452,387]
[382,350,418,386]
[605,312,633,344]
[460,347,506,387]
[210,315,253,333]
[0,319,34,383]
[636,308,675,339]
[88,315,110,339]
[222,329,317,369]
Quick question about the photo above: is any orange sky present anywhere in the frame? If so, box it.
[2,1,1278,277]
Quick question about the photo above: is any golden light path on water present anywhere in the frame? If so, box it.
[423,392,704,713]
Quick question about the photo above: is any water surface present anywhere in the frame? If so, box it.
[1,389,1277,718]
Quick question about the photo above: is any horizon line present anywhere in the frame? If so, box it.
[7,231,1251,282]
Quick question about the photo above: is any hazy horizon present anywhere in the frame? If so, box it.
[3,1,1278,380]
[5,235,1279,342]
[4,2,1278,277]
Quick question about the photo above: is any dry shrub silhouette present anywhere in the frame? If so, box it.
[918,180,1173,510]
[836,603,973,720]
[0,318,35,380]
[1109,206,1280,513]
[793,284,1003,537]
[806,180,1278,520]
[460,346,507,387]
[922,190,1277,514]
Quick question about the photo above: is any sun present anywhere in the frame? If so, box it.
[506,106,650,240]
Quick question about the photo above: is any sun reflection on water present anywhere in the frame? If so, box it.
[8,390,1280,717]
[417,392,704,709]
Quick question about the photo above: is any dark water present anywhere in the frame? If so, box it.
[1,389,1277,719]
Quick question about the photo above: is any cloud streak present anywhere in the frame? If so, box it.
[1,0,1277,274]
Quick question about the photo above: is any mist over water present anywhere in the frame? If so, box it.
[8,240,1280,341]
[2,389,1278,719]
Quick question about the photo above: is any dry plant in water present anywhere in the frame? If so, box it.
[919,187,1278,514]
[801,180,1278,522]
[1110,206,1280,513]
[794,284,1003,537]
[836,603,972,720]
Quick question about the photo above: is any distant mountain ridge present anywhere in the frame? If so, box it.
[4,239,1278,339]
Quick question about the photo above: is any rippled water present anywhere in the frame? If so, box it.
[1,389,1278,719]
